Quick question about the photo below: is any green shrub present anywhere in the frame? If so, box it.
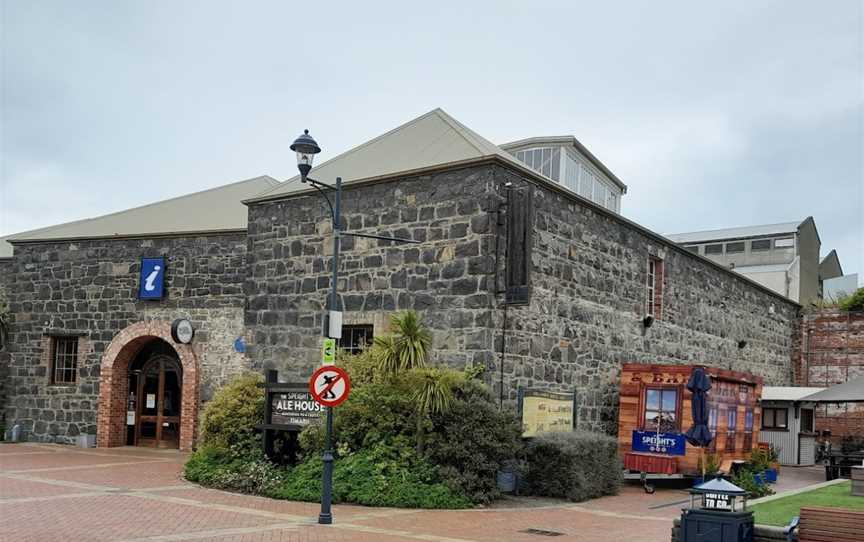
[198,372,264,458]
[272,440,471,508]
[731,467,774,498]
[425,382,523,504]
[525,431,622,502]
[184,445,289,495]
[839,288,864,312]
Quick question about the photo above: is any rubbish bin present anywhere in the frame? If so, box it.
[680,477,753,542]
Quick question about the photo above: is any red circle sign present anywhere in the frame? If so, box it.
[308,366,351,407]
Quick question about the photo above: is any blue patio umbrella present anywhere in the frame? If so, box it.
[685,367,713,477]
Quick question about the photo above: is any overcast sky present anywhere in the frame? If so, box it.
[2,1,862,280]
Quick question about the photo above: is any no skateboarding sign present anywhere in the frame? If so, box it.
[309,366,350,407]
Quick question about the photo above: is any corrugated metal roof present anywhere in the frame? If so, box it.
[247,108,529,203]
[801,377,864,403]
[4,175,279,252]
[666,220,803,244]
[761,387,825,402]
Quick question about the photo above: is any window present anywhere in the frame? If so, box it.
[340,325,373,355]
[646,257,664,319]
[801,408,814,433]
[743,409,754,452]
[705,244,724,255]
[643,387,678,432]
[751,239,771,251]
[725,408,738,452]
[708,407,719,452]
[726,241,745,254]
[684,245,700,254]
[774,237,794,249]
[514,147,560,181]
[762,407,788,430]
[51,336,79,384]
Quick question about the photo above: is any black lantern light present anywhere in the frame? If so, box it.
[290,129,321,181]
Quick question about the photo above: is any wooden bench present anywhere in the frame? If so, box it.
[797,506,864,542]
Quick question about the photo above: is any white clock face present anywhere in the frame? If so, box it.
[175,320,194,343]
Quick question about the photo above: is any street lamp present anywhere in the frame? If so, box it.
[290,128,418,525]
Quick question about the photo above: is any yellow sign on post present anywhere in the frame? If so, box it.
[322,338,336,365]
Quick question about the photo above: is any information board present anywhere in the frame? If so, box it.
[271,389,323,427]
[519,389,575,438]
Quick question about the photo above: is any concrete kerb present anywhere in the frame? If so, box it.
[747,477,848,506]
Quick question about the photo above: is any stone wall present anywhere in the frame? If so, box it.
[3,234,250,444]
[0,257,12,430]
[495,166,800,433]
[245,165,499,381]
[795,309,864,441]
[246,161,800,434]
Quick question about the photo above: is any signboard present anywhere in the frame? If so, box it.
[126,411,135,425]
[139,257,165,300]
[146,394,156,409]
[702,492,732,511]
[519,389,575,438]
[631,430,686,456]
[321,338,336,365]
[309,366,350,407]
[271,389,323,427]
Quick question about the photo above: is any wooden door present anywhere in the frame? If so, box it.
[135,355,182,449]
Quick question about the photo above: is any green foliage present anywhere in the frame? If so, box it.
[373,311,431,374]
[425,384,523,504]
[525,431,622,502]
[766,444,780,464]
[184,445,289,495]
[731,467,774,498]
[272,441,471,509]
[839,287,864,312]
[749,448,772,472]
[198,372,264,458]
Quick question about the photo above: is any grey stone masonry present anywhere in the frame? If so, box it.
[493,165,799,433]
[3,234,251,443]
[0,257,12,428]
[245,162,799,434]
[245,165,500,381]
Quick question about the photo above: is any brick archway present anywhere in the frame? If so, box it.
[96,321,199,451]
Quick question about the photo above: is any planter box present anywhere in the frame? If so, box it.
[764,468,778,483]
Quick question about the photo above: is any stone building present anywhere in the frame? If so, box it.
[0,108,801,448]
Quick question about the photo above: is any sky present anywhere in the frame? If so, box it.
[2,1,862,280]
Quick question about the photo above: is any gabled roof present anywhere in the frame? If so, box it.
[246,108,529,204]
[666,220,805,245]
[499,135,628,193]
[761,387,825,402]
[4,175,279,254]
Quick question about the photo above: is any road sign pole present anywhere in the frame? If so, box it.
[319,176,341,526]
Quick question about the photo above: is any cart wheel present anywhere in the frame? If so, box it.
[644,484,655,494]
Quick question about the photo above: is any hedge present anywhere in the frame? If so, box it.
[525,431,622,502]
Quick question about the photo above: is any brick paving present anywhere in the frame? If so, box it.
[1,443,678,542]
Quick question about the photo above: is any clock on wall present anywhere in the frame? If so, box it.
[171,318,195,344]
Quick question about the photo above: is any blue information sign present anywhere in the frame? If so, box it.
[631,430,686,456]
[139,257,165,300]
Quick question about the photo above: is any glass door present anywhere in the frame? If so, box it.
[135,355,182,449]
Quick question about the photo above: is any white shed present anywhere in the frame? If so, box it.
[759,387,824,466]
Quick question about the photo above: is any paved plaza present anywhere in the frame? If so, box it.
[0,443,823,542]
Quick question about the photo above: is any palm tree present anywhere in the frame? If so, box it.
[412,368,456,454]
[373,311,431,375]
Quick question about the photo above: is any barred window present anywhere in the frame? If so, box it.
[340,325,373,355]
[646,257,664,319]
[52,336,79,384]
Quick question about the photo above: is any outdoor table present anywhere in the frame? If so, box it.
[825,450,864,481]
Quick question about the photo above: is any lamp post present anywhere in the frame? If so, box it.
[290,129,418,525]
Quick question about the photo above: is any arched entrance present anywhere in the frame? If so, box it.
[129,340,183,448]
[97,321,198,451]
